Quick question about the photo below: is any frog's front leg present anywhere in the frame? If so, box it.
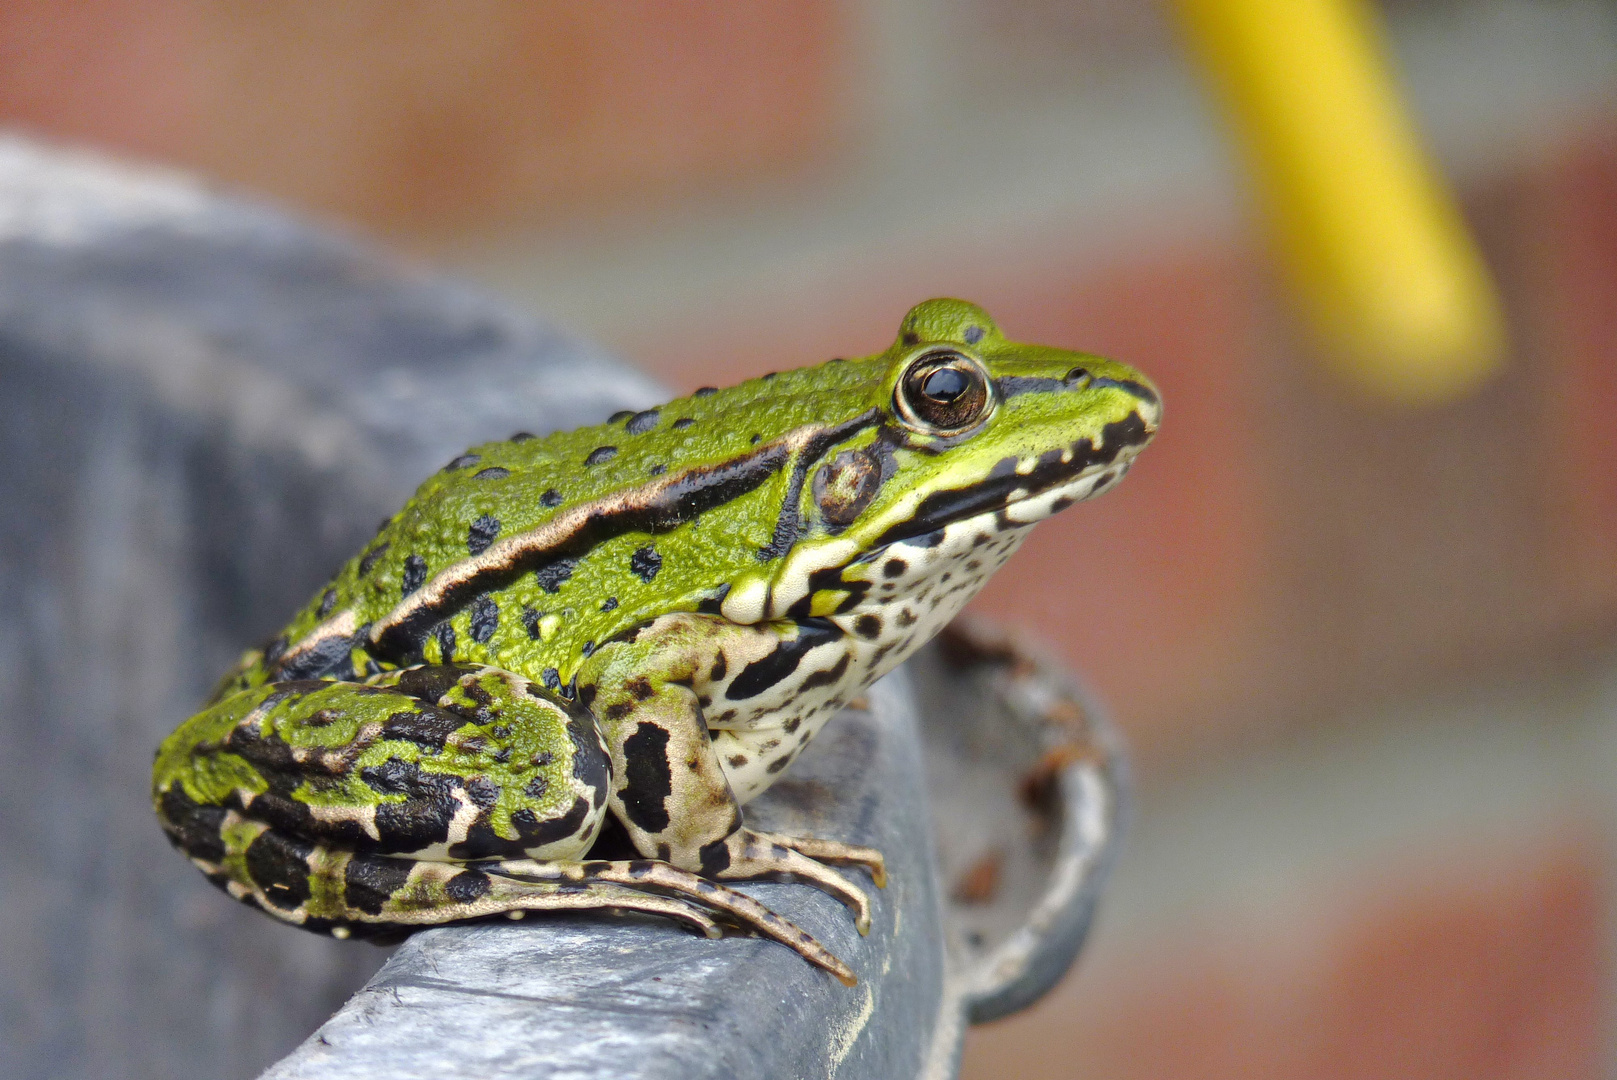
[581,614,886,934]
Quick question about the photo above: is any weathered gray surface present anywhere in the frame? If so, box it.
[0,138,660,1080]
[0,137,1123,1080]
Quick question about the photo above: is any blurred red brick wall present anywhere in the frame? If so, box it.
[0,0,844,234]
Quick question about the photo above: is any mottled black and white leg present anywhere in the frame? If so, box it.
[580,613,886,941]
[153,660,862,981]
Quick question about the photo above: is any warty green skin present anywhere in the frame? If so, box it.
[152,298,1160,985]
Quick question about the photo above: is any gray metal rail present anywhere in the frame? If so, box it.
[0,136,1123,1080]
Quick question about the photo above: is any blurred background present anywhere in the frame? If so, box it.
[2,0,1613,1076]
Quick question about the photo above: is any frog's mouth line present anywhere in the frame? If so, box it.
[872,412,1152,547]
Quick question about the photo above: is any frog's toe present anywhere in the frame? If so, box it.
[762,833,887,890]
[501,879,724,940]
[710,830,875,936]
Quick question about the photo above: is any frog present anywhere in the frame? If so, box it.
[152,298,1160,986]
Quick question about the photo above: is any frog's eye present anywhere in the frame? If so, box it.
[895,350,994,434]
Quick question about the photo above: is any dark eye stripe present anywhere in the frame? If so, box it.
[996,373,1157,405]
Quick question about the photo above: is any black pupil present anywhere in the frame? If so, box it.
[921,366,970,402]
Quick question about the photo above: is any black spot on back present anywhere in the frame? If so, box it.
[402,555,428,595]
[534,557,576,594]
[540,489,563,508]
[434,621,457,660]
[473,466,510,481]
[608,409,635,423]
[358,542,390,576]
[693,386,718,398]
[630,545,662,583]
[445,453,481,470]
[467,514,501,555]
[510,431,537,442]
[470,596,499,642]
[626,409,660,434]
[584,446,618,466]
[600,596,618,612]
[318,588,337,616]
[521,607,542,639]
[672,418,695,430]
[964,325,985,344]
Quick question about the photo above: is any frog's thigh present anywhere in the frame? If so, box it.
[156,665,611,879]
[372,664,613,861]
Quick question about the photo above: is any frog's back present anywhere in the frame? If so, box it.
[264,359,886,685]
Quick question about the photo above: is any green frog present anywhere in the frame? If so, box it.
[152,298,1159,985]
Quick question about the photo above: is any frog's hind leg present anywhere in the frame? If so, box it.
[328,848,857,984]
[334,851,728,942]
[194,830,855,984]
[170,815,725,943]
[487,857,858,985]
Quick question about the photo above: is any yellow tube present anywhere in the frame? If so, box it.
[1174,0,1505,403]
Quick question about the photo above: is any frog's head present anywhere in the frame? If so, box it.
[752,298,1159,620]
[810,298,1157,545]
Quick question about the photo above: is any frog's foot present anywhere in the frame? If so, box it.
[490,857,858,986]
[753,832,887,890]
[703,829,878,936]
